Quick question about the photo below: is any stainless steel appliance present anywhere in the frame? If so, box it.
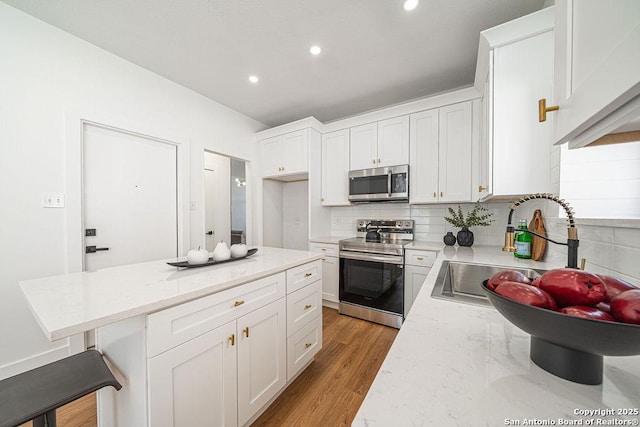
[348,165,409,203]
[339,219,414,328]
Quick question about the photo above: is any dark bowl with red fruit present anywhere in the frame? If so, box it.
[481,273,640,386]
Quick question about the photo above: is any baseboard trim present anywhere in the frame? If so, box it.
[0,334,85,380]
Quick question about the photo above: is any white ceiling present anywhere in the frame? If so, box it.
[4,0,546,127]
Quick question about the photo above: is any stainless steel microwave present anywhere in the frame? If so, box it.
[348,165,409,202]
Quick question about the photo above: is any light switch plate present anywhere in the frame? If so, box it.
[43,192,65,208]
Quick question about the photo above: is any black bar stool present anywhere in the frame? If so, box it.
[0,350,122,427]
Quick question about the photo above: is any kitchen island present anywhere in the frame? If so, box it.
[20,246,324,426]
[354,245,640,426]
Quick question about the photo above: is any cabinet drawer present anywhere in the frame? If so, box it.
[308,242,339,257]
[147,272,286,358]
[287,314,322,381]
[287,280,322,337]
[286,260,322,294]
[405,250,437,268]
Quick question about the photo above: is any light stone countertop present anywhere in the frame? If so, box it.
[20,246,322,341]
[309,236,354,245]
[353,245,640,426]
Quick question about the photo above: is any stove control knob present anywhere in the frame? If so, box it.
[404,221,411,228]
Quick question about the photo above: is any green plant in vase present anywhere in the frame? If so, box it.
[443,202,494,247]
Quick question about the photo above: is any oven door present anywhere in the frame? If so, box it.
[339,251,404,315]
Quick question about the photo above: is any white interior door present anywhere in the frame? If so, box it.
[83,123,178,271]
[204,152,231,252]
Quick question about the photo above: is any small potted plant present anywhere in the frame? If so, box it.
[443,202,494,247]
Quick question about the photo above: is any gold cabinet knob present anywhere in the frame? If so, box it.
[372,159,376,164]
[538,98,559,122]
[305,342,312,348]
[304,304,312,309]
[304,272,313,277]
[243,326,249,338]
[433,192,437,198]
[479,185,488,192]
[440,192,443,197]
[416,257,424,261]
[378,158,381,164]
[321,248,326,251]
[229,334,235,346]
[234,300,245,307]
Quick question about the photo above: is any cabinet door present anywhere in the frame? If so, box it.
[438,102,472,202]
[350,123,378,170]
[377,116,409,167]
[321,130,350,206]
[478,67,493,200]
[553,0,640,146]
[148,321,237,427]
[260,136,282,177]
[321,255,339,303]
[282,129,309,175]
[493,29,553,196]
[237,298,287,426]
[404,265,430,317]
[409,109,439,203]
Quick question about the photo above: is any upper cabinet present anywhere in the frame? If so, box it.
[410,101,473,204]
[350,116,409,170]
[552,0,640,148]
[260,129,309,178]
[321,130,350,206]
[476,7,554,200]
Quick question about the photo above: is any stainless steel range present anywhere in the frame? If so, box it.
[339,219,414,329]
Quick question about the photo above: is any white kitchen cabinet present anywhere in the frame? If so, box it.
[403,249,436,316]
[260,129,309,178]
[350,116,409,170]
[321,130,350,206]
[308,242,339,305]
[148,321,238,427]
[552,0,640,148]
[476,8,554,199]
[410,102,473,203]
[237,298,287,426]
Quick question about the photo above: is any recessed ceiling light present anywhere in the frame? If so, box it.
[248,75,259,83]
[403,0,419,11]
[309,45,322,55]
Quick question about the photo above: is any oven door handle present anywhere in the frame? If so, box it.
[387,172,392,198]
[340,251,404,265]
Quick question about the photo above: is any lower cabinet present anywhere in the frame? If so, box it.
[308,242,339,305]
[139,261,322,427]
[148,298,287,427]
[404,249,437,316]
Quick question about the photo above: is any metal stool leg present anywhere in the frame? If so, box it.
[32,410,56,427]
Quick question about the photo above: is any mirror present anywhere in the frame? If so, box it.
[204,151,247,251]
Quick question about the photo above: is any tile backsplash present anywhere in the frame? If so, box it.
[331,201,640,285]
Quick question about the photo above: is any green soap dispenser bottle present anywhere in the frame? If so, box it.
[514,219,532,259]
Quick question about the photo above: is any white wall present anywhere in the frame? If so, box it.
[0,3,265,378]
[262,180,284,247]
[283,181,310,250]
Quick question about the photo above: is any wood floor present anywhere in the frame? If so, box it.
[18,307,397,427]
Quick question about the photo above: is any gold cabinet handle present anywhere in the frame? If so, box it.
[377,158,381,164]
[321,248,326,251]
[305,342,312,349]
[277,167,281,171]
[416,257,424,261]
[440,192,443,197]
[234,300,245,307]
[372,159,376,164]
[229,334,235,346]
[304,272,313,277]
[304,304,312,309]
[479,185,488,192]
[281,166,285,171]
[433,192,437,198]
[538,98,559,122]
[243,326,249,338]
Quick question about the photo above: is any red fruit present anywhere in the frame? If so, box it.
[560,306,616,322]
[538,268,606,307]
[487,270,531,291]
[597,274,638,302]
[610,289,640,325]
[494,281,555,309]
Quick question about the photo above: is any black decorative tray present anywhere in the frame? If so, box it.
[167,248,258,268]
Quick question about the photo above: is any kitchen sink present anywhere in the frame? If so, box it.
[430,260,546,307]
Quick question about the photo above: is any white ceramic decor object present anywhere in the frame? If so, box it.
[230,244,248,258]
[187,246,209,265]
[212,241,231,261]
